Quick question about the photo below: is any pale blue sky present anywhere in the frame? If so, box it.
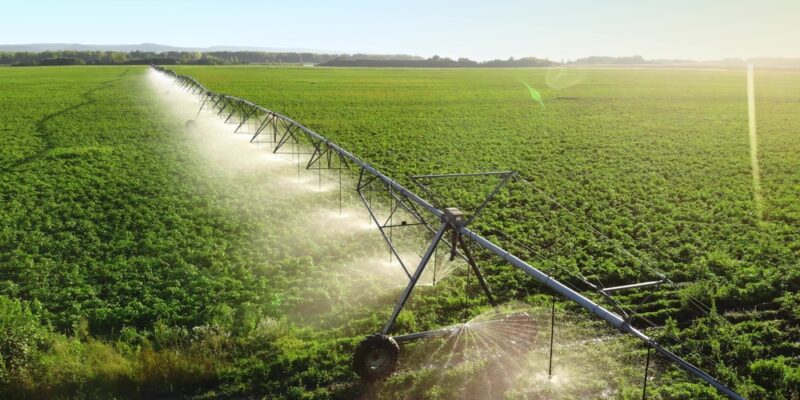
[2,0,798,61]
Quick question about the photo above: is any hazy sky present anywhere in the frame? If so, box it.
[2,0,798,61]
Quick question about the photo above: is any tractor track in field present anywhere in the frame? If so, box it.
[1,68,130,172]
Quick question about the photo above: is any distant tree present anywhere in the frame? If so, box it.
[38,57,86,66]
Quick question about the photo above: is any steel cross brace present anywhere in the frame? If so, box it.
[195,95,210,119]
[382,223,448,334]
[306,138,329,169]
[216,98,232,116]
[273,124,299,153]
[223,101,243,123]
[234,107,259,133]
[306,143,348,171]
[358,190,413,280]
[250,113,276,143]
[211,95,224,109]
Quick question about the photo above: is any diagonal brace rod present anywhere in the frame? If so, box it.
[382,223,448,334]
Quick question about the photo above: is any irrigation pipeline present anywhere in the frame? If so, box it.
[150,65,746,400]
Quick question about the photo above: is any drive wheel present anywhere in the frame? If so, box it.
[353,334,400,381]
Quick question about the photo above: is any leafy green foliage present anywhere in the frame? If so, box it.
[0,65,797,398]
[0,295,49,388]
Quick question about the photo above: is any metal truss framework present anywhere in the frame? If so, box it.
[152,65,746,400]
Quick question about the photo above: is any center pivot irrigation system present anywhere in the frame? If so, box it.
[152,65,747,400]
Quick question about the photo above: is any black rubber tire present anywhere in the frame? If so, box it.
[353,334,400,381]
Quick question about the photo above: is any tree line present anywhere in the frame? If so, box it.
[318,55,557,68]
[0,50,423,66]
[0,51,557,68]
[4,51,798,68]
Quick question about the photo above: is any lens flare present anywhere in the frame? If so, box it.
[522,82,545,108]
[747,63,763,219]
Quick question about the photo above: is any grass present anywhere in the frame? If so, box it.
[0,64,798,399]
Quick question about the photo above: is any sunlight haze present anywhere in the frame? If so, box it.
[2,0,798,60]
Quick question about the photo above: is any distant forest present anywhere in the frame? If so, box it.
[318,56,556,68]
[2,51,798,69]
[0,51,555,68]
[0,51,422,66]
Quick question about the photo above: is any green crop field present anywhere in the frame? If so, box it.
[1,65,798,399]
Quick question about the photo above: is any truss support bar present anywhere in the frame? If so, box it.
[217,99,231,116]
[224,101,243,123]
[382,223,448,335]
[382,222,425,228]
[548,296,555,378]
[642,346,652,400]
[273,125,297,153]
[457,235,495,306]
[412,171,515,179]
[466,171,516,225]
[250,114,275,143]
[358,191,412,280]
[234,107,257,133]
[602,280,665,293]
[393,326,457,343]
